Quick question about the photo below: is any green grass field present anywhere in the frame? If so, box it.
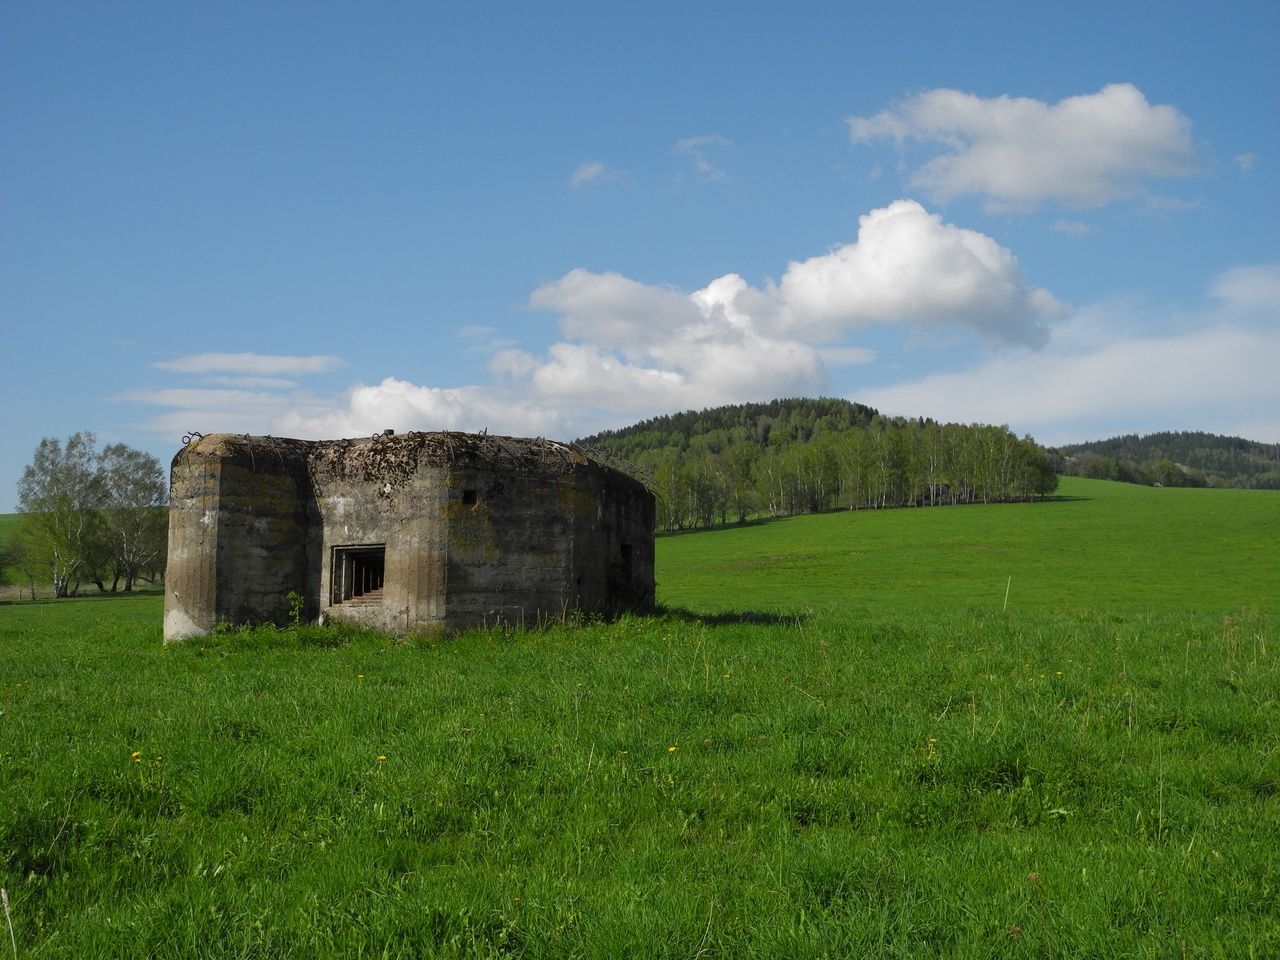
[0,478,1276,957]
[658,476,1279,617]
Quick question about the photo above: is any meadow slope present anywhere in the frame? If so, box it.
[0,478,1276,958]
[658,476,1278,617]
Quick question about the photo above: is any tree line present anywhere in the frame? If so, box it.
[4,433,167,598]
[3,406,1061,595]
[1055,451,1210,488]
[579,399,1057,532]
[1055,431,1280,489]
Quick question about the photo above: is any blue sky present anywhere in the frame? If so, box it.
[3,1,1277,508]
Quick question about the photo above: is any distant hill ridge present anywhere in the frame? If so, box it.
[576,401,1279,504]
[1057,431,1280,489]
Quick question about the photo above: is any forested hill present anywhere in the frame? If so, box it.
[576,398,1057,531]
[578,397,879,459]
[1057,431,1280,489]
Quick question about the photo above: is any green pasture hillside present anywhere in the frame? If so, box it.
[658,476,1279,617]
[1,479,1276,957]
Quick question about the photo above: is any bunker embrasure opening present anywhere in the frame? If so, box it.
[332,545,386,604]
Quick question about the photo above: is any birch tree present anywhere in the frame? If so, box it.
[98,443,168,591]
[17,433,105,597]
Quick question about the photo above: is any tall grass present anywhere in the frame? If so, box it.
[0,479,1277,957]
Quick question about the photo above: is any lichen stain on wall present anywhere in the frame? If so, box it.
[446,499,501,562]
[557,482,598,514]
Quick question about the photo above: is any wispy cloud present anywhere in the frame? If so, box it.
[1051,219,1095,237]
[153,352,346,377]
[1234,152,1257,173]
[1143,194,1204,212]
[117,385,336,439]
[455,324,519,358]
[198,375,302,389]
[569,159,626,187]
[132,352,350,439]
[674,134,733,181]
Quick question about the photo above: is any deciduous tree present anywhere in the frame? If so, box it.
[17,433,105,597]
[15,434,168,596]
[98,443,168,591]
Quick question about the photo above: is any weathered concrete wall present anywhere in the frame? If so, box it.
[165,436,313,640]
[164,444,221,640]
[441,442,653,626]
[164,431,654,641]
[306,435,449,633]
[443,464,578,627]
[579,463,656,613]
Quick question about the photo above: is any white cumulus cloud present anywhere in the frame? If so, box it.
[502,201,1062,416]
[848,83,1199,210]
[530,201,1062,352]
[133,202,1068,441]
[523,284,828,414]
[772,200,1066,345]
[273,378,565,440]
[529,268,705,354]
[861,264,1280,445]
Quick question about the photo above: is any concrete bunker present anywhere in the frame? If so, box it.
[163,431,655,640]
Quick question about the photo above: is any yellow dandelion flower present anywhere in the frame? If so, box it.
[667,745,677,753]
[376,755,387,762]
[130,751,142,763]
